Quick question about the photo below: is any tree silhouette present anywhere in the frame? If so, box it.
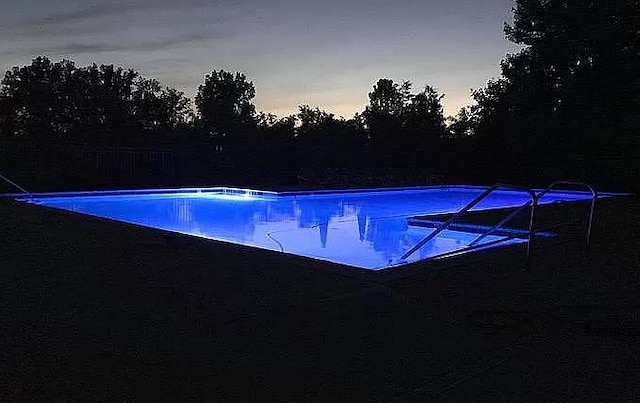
[402,85,447,165]
[194,70,256,144]
[293,105,361,173]
[251,112,297,182]
[366,79,411,117]
[0,57,193,144]
[79,63,138,139]
[132,78,191,132]
[446,106,476,139]
[363,78,446,172]
[255,111,279,129]
[470,0,640,187]
[296,105,336,137]
[363,79,410,168]
[0,57,77,141]
[403,86,445,133]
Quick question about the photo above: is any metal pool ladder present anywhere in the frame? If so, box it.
[0,171,33,199]
[467,181,597,250]
[401,184,538,261]
[533,180,597,251]
[401,181,597,266]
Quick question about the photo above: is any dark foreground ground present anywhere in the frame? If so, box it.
[1,195,639,402]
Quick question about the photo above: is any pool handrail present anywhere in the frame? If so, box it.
[534,180,597,251]
[468,199,534,247]
[468,181,596,248]
[0,172,32,199]
[401,183,538,261]
[403,180,597,265]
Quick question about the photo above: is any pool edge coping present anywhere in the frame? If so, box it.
[2,184,629,201]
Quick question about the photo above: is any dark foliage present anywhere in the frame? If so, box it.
[0,57,193,146]
[1,0,638,192]
[462,0,640,189]
[363,79,447,175]
[194,70,256,144]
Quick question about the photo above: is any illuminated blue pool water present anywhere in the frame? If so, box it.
[26,186,598,270]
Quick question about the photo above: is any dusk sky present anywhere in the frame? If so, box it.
[0,0,519,118]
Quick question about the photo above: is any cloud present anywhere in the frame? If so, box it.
[60,32,209,54]
[4,0,237,44]
[19,0,233,28]
[0,32,213,58]
[36,3,138,26]
[24,1,173,27]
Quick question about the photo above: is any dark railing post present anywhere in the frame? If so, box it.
[525,196,538,270]
[535,180,597,256]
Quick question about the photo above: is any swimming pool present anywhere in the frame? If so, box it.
[17,186,603,270]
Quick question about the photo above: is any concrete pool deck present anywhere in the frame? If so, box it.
[1,196,639,401]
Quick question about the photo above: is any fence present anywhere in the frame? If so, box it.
[0,142,236,191]
[1,141,449,192]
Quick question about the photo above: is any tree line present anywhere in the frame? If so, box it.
[1,0,638,191]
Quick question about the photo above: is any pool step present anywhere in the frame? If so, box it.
[406,202,568,241]
[407,217,531,238]
[391,224,530,269]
